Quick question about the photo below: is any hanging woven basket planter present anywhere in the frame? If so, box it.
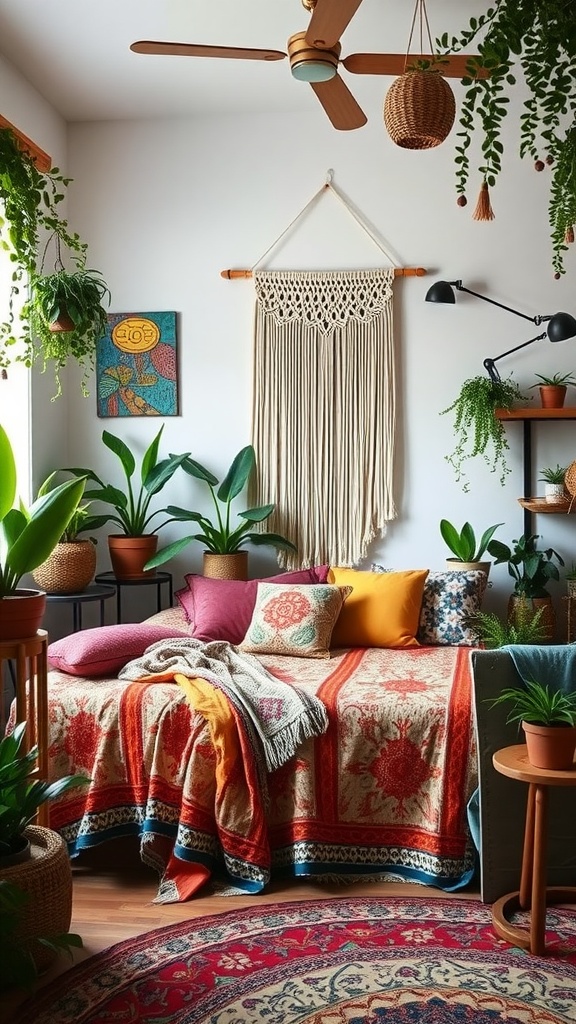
[384,69,456,150]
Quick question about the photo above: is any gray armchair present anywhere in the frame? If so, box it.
[471,648,576,903]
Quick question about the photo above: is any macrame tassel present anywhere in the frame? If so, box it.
[473,180,495,221]
[565,225,575,244]
[0,369,6,380]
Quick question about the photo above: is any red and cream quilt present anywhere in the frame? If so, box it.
[46,644,477,900]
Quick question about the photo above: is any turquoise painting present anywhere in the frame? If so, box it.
[96,311,178,417]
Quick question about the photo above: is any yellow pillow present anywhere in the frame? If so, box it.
[327,567,429,648]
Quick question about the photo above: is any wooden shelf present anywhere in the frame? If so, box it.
[495,407,576,420]
[518,497,575,514]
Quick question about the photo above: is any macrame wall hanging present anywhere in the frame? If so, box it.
[221,172,426,570]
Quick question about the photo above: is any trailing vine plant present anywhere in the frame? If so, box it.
[440,375,528,492]
[436,1,576,277]
[0,126,109,395]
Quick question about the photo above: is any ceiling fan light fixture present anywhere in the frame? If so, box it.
[288,32,340,84]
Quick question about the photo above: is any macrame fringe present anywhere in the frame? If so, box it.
[473,180,495,222]
[565,225,575,244]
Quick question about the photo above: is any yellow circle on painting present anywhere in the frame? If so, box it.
[111,317,160,354]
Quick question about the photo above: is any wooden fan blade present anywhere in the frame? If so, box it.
[305,0,364,49]
[130,40,286,61]
[342,52,489,79]
[311,75,367,131]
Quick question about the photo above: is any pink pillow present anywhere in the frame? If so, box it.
[176,565,330,645]
[47,622,190,677]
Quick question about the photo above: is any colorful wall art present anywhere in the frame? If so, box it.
[96,311,179,417]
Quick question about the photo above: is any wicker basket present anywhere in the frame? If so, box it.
[565,460,576,499]
[0,825,73,971]
[384,69,456,149]
[203,552,249,580]
[32,540,96,593]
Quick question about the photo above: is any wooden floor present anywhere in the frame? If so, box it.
[3,837,481,1020]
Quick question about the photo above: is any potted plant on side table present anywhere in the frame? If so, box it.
[0,423,86,639]
[486,679,576,770]
[146,444,297,580]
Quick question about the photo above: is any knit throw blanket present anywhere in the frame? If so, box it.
[119,637,328,773]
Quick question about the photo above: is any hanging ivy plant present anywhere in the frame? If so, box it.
[0,126,110,395]
[440,374,528,492]
[436,1,576,277]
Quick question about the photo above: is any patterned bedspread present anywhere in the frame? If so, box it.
[46,645,477,899]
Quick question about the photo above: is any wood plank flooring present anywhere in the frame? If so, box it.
[3,837,481,1021]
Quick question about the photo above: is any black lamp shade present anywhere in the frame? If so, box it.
[547,311,576,343]
[425,280,456,304]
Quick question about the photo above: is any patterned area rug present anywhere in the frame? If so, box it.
[14,897,576,1023]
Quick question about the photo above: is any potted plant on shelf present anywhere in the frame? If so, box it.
[436,1,576,277]
[529,373,576,411]
[0,126,111,396]
[538,463,569,504]
[0,722,87,984]
[441,375,528,491]
[0,423,86,639]
[31,474,109,594]
[486,679,576,770]
[67,425,190,579]
[487,532,564,642]
[439,518,503,576]
[146,444,297,581]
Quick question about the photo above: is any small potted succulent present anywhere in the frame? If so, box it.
[529,372,576,410]
[538,463,568,504]
[486,679,576,770]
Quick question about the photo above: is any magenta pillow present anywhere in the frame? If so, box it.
[47,622,190,677]
[176,565,330,645]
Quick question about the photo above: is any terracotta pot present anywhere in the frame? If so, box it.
[0,589,46,641]
[108,534,158,579]
[32,540,97,593]
[48,304,75,333]
[522,720,576,770]
[508,594,555,643]
[0,825,73,973]
[203,551,248,581]
[538,384,567,409]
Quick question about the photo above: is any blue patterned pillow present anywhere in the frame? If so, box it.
[371,566,486,646]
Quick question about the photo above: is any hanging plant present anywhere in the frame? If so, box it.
[0,126,110,395]
[440,375,528,492]
[436,1,576,277]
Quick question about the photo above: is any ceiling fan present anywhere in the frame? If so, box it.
[131,0,484,132]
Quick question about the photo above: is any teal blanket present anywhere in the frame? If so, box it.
[500,644,576,695]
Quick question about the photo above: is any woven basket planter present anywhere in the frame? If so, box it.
[32,540,97,594]
[0,825,73,972]
[384,69,456,149]
[203,552,248,580]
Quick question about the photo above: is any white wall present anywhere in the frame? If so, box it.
[4,53,576,634]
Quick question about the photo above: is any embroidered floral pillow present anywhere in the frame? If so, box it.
[241,582,352,659]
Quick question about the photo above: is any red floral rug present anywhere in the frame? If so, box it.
[13,896,576,1023]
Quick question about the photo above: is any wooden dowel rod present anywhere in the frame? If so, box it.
[221,266,426,279]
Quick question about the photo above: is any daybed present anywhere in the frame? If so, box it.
[41,566,487,902]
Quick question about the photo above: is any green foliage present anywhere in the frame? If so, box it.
[25,267,111,399]
[37,472,108,542]
[0,423,86,595]
[530,372,576,388]
[487,532,564,597]
[486,678,576,726]
[0,722,88,856]
[440,375,527,491]
[466,605,546,648]
[566,562,576,581]
[0,127,110,392]
[436,2,576,275]
[440,519,503,561]
[538,463,568,484]
[146,444,297,569]
[66,425,190,537]
[0,879,83,991]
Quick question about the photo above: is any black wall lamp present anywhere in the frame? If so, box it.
[425,279,576,381]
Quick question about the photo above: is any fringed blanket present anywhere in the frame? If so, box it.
[46,646,477,901]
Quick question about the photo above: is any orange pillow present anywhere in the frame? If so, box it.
[327,567,429,648]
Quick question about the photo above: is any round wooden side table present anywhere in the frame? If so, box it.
[491,743,576,956]
[0,630,49,826]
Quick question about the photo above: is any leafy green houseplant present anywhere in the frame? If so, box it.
[466,605,546,648]
[487,533,564,599]
[538,463,568,486]
[0,879,82,991]
[486,679,576,769]
[440,519,503,566]
[30,475,109,594]
[146,444,297,575]
[0,423,86,636]
[440,375,527,491]
[0,126,111,394]
[436,1,576,276]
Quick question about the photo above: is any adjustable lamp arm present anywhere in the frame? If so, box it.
[445,281,549,325]
[483,331,547,382]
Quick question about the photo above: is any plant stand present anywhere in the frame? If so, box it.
[0,630,49,824]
